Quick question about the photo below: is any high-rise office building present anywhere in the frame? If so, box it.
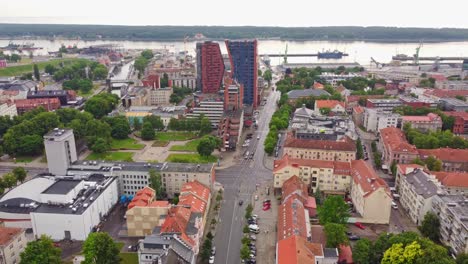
[44,128,77,175]
[196,42,225,94]
[225,40,258,108]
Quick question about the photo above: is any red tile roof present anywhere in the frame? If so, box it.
[380,127,418,154]
[444,111,468,121]
[127,187,156,209]
[148,201,170,207]
[313,82,324,89]
[418,148,468,163]
[284,134,356,152]
[178,193,208,214]
[353,106,364,114]
[430,74,447,82]
[180,180,210,203]
[338,245,354,264]
[277,235,323,264]
[432,171,468,188]
[351,160,390,198]
[402,113,441,122]
[278,198,308,241]
[160,207,191,234]
[310,225,327,245]
[0,227,22,246]
[274,154,352,174]
[282,175,309,202]
[315,100,345,109]
[424,89,468,98]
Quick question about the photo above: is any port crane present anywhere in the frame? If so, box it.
[283,44,288,64]
[413,41,423,65]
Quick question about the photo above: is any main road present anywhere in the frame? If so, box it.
[214,87,280,264]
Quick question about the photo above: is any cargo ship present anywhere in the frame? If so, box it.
[317,49,348,59]
[1,42,43,51]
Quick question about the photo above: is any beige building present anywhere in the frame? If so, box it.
[401,113,443,132]
[149,88,173,106]
[0,103,17,117]
[379,127,419,170]
[273,155,352,195]
[126,187,171,237]
[350,160,392,224]
[283,134,356,162]
[0,227,28,264]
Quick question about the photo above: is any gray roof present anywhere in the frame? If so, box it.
[324,248,338,258]
[41,180,80,195]
[0,80,36,91]
[166,238,194,264]
[71,161,214,173]
[287,89,330,99]
[186,212,201,235]
[405,170,439,199]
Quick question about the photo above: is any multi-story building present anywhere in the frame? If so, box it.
[418,148,468,172]
[44,129,78,176]
[225,40,258,108]
[366,98,402,112]
[345,94,385,113]
[363,108,400,133]
[142,75,161,89]
[432,171,468,196]
[0,102,17,117]
[223,77,244,111]
[379,127,419,170]
[350,160,392,224]
[148,88,173,106]
[121,87,149,107]
[439,97,468,112]
[196,42,225,94]
[217,109,243,151]
[444,111,468,135]
[398,169,441,224]
[352,106,364,127]
[126,187,171,237]
[314,100,346,115]
[283,134,356,162]
[399,96,438,109]
[15,98,61,114]
[286,89,330,106]
[27,90,74,106]
[189,98,224,127]
[432,194,468,255]
[0,227,28,264]
[171,76,196,90]
[395,164,425,191]
[273,155,352,195]
[423,89,468,101]
[401,113,443,132]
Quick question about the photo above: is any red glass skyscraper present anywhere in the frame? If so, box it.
[196,41,225,94]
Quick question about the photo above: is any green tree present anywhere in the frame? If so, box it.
[141,49,154,60]
[103,116,131,139]
[84,93,119,119]
[356,138,364,160]
[91,137,110,154]
[353,238,373,264]
[319,107,331,115]
[391,160,398,176]
[149,169,165,200]
[418,212,440,242]
[133,118,142,131]
[314,186,323,205]
[240,243,251,260]
[10,54,21,62]
[134,56,148,74]
[141,122,155,140]
[245,204,253,219]
[374,151,382,168]
[324,223,348,247]
[20,235,62,264]
[33,64,40,81]
[381,241,423,264]
[317,195,350,225]
[143,115,164,130]
[200,239,212,261]
[82,232,121,264]
[243,225,249,234]
[3,172,17,188]
[12,167,27,183]
[197,135,221,157]
[199,116,212,135]
[456,253,468,264]
[263,69,272,85]
[425,156,442,171]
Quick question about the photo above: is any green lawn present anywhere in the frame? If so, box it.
[166,153,217,163]
[0,58,86,76]
[169,138,202,152]
[152,141,169,147]
[120,253,138,264]
[85,152,134,162]
[77,83,100,97]
[155,132,198,141]
[13,155,36,163]
[111,138,145,150]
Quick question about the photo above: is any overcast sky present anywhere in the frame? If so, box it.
[2,0,468,28]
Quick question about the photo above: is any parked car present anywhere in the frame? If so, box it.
[211,246,216,255]
[348,235,361,241]
[354,222,365,229]
[392,201,398,210]
[263,204,271,211]
[209,255,215,264]
[249,235,257,241]
[239,200,244,206]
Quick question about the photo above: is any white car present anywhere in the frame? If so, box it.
[257,135,260,140]
[391,201,398,209]
[209,255,215,264]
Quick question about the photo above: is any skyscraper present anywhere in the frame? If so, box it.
[196,41,225,94]
[225,39,258,108]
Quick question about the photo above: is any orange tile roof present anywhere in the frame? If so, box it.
[0,227,22,246]
[424,89,468,98]
[178,193,207,214]
[315,100,345,109]
[277,198,308,241]
[418,148,468,163]
[160,207,191,234]
[148,201,171,207]
[282,175,309,202]
[180,180,210,203]
[277,235,323,264]
[444,111,468,121]
[432,171,468,188]
[353,105,364,114]
[397,164,425,175]
[351,160,390,198]
[338,245,353,264]
[274,154,352,174]
[313,82,324,89]
[284,134,356,152]
[402,113,441,122]
[127,187,156,209]
[380,127,418,154]
[310,225,327,245]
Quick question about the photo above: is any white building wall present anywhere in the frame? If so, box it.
[0,103,18,117]
[44,130,78,175]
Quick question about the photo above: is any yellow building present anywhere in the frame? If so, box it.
[273,155,352,195]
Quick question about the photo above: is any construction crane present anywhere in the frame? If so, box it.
[283,44,288,64]
[184,35,189,56]
[414,41,423,65]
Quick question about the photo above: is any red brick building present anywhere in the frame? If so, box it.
[223,76,243,111]
[142,74,161,89]
[197,42,225,94]
[444,111,468,135]
[15,98,61,114]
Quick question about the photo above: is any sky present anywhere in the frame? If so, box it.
[1,0,468,28]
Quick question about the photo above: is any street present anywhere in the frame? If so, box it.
[214,87,280,264]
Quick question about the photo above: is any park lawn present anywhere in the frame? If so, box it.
[120,253,138,264]
[155,132,198,141]
[152,141,169,147]
[111,138,145,150]
[86,151,134,162]
[165,153,217,164]
[169,138,202,152]
[0,58,85,76]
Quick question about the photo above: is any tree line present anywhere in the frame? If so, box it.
[403,123,468,149]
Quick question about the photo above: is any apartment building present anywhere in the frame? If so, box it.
[444,111,468,135]
[148,88,173,106]
[0,102,17,117]
[363,108,400,133]
[379,127,419,170]
[314,100,346,115]
[395,164,425,190]
[350,160,392,224]
[188,99,224,127]
[196,41,225,94]
[15,98,61,114]
[0,227,28,264]
[352,106,364,127]
[283,134,356,162]
[432,171,468,196]
[398,169,441,224]
[439,98,468,112]
[273,155,352,195]
[171,76,196,90]
[217,109,243,151]
[418,148,468,172]
[366,98,403,112]
[318,72,358,87]
[432,194,468,255]
[401,113,443,132]
[126,187,171,237]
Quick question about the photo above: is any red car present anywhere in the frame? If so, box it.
[263,204,271,211]
[354,222,365,229]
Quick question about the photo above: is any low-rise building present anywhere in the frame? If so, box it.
[418,148,468,172]
[350,160,392,224]
[399,96,438,109]
[398,169,441,224]
[149,88,173,106]
[283,134,356,162]
[314,100,346,115]
[432,194,468,255]
[401,113,443,132]
[366,98,402,112]
[345,95,385,113]
[0,102,17,117]
[0,227,28,264]
[286,89,330,105]
[363,108,400,133]
[15,98,61,114]
[424,89,468,101]
[444,111,468,135]
[432,171,468,196]
[352,106,364,127]
[439,97,468,112]
[121,86,149,107]
[379,127,419,170]
[27,90,74,106]
[318,73,358,87]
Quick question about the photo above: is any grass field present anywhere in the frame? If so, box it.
[120,253,138,264]
[77,83,100,97]
[165,153,217,163]
[0,58,85,76]
[13,155,36,163]
[111,138,145,150]
[86,152,134,162]
[169,138,202,152]
[155,132,198,141]
[152,141,169,147]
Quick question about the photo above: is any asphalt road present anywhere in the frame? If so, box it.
[214,88,280,264]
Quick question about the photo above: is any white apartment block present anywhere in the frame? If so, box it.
[188,100,224,127]
[363,108,400,133]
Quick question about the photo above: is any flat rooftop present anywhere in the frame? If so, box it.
[41,180,80,195]
[71,161,214,173]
